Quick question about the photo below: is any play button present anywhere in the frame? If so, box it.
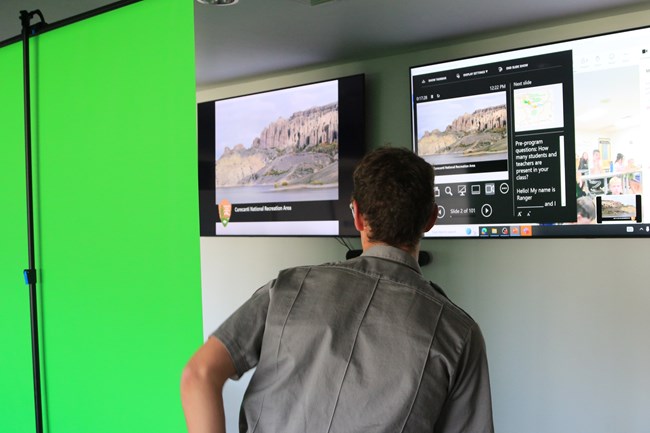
[481,204,493,217]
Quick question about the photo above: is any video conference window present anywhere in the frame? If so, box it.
[411,27,650,238]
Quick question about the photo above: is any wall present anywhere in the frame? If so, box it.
[199,5,650,433]
[0,1,201,432]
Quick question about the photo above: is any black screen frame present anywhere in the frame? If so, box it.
[410,25,650,239]
[198,74,365,237]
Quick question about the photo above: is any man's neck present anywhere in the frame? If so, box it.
[361,235,419,261]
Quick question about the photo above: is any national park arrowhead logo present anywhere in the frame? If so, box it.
[218,199,232,227]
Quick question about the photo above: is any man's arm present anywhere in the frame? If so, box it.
[434,324,494,433]
[181,336,237,433]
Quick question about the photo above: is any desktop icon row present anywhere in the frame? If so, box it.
[479,225,533,237]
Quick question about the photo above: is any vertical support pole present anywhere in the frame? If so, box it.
[20,9,44,433]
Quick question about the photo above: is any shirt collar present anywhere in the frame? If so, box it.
[361,245,422,274]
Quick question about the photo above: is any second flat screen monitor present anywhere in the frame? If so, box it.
[411,26,649,239]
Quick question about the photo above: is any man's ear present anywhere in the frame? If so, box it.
[423,203,438,233]
[352,200,365,232]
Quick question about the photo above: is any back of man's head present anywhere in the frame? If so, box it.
[352,147,435,249]
[576,196,595,221]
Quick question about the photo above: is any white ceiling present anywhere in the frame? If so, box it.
[1,0,648,88]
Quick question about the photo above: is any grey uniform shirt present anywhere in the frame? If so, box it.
[213,245,494,433]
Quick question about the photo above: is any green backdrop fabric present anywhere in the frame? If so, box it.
[0,1,202,431]
[0,40,35,433]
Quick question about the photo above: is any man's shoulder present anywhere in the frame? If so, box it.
[283,259,476,322]
[273,260,483,357]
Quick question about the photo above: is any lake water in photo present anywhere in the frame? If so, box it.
[216,184,338,204]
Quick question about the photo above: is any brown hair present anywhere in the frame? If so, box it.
[352,147,435,249]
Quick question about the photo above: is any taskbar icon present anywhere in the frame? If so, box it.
[479,225,533,237]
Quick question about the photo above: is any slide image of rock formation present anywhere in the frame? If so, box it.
[600,195,638,219]
[214,80,339,204]
[417,92,508,166]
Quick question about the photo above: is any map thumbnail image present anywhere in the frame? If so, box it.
[514,83,564,132]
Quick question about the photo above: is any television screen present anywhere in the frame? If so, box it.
[198,74,365,236]
[411,26,649,238]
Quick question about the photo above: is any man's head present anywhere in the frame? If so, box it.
[351,147,436,251]
[576,196,595,224]
[609,176,623,195]
[593,149,601,161]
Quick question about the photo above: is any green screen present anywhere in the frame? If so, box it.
[0,1,202,431]
[0,40,36,433]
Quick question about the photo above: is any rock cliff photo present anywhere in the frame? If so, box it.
[215,102,338,189]
[418,104,507,160]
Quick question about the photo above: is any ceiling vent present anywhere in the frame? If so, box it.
[196,0,239,5]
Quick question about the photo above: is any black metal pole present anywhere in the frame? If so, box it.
[20,9,44,433]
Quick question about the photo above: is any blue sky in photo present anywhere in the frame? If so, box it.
[215,80,338,159]
[417,92,506,140]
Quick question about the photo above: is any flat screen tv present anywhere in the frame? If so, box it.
[198,74,365,236]
[411,26,650,238]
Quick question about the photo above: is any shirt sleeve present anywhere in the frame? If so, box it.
[434,323,494,433]
[211,281,272,380]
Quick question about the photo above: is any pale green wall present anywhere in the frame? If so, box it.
[199,5,650,433]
